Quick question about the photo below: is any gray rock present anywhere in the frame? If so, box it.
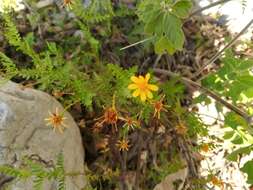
[0,80,87,190]
[153,159,188,190]
[153,168,188,190]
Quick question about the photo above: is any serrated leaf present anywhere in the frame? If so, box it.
[138,0,186,54]
[163,13,184,50]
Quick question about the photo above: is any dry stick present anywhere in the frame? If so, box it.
[193,19,253,79]
[120,37,154,51]
[189,0,233,17]
[154,68,253,124]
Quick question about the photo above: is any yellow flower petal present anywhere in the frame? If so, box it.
[131,76,139,83]
[140,92,147,102]
[148,84,159,91]
[145,73,150,82]
[139,75,145,81]
[147,91,153,99]
[128,84,138,90]
[132,89,140,97]
[58,127,64,133]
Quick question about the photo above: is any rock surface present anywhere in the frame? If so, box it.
[153,167,188,190]
[0,80,87,189]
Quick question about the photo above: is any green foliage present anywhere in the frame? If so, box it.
[137,0,192,54]
[226,145,252,161]
[224,112,248,130]
[71,0,114,56]
[2,0,253,188]
[186,113,208,137]
[147,152,184,187]
[0,14,95,107]
[198,51,253,138]
[202,51,253,103]
[241,160,253,184]
[0,52,17,78]
[55,153,65,190]
[161,77,185,105]
[197,52,253,184]
[91,64,137,107]
[72,0,114,24]
[0,165,31,179]
[0,153,68,190]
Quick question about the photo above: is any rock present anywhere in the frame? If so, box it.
[153,166,188,190]
[0,80,87,189]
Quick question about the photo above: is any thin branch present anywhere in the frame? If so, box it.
[193,19,253,79]
[195,112,224,123]
[154,68,253,124]
[120,36,154,51]
[189,0,233,17]
[153,54,163,68]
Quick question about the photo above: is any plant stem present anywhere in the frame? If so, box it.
[154,68,253,124]
[120,36,154,51]
[189,0,233,17]
[193,18,253,79]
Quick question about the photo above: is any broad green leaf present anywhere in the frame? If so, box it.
[163,13,184,50]
[241,160,253,184]
[193,94,211,105]
[223,131,235,140]
[231,134,243,145]
[172,0,192,18]
[138,0,188,54]
[155,36,175,54]
[243,88,253,98]
[225,112,248,130]
[226,146,252,161]
[144,10,164,35]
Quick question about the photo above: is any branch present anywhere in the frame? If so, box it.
[189,0,233,17]
[193,19,253,79]
[154,68,253,124]
[120,37,154,51]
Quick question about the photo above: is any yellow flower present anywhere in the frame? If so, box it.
[116,139,130,151]
[128,73,159,102]
[211,176,224,189]
[45,107,68,133]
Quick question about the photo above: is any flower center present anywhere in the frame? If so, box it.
[138,81,148,91]
[154,102,163,111]
[52,114,63,125]
[104,108,118,124]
